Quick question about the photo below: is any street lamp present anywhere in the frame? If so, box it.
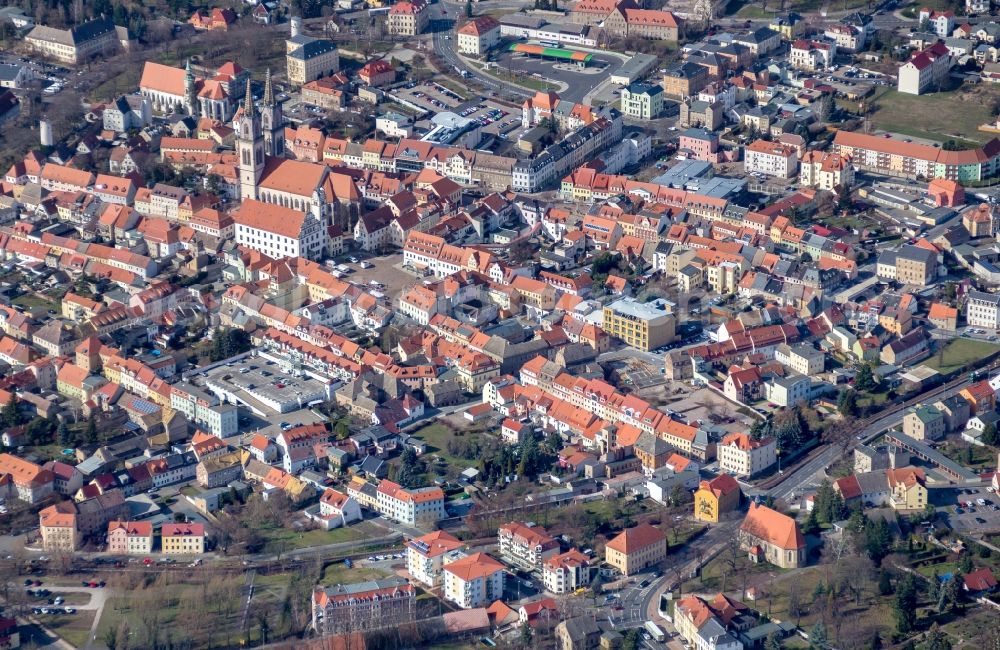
[776,448,782,475]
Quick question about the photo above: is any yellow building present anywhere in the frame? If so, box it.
[605,523,667,576]
[602,297,675,352]
[888,467,928,511]
[161,522,205,554]
[694,474,741,523]
[39,502,79,552]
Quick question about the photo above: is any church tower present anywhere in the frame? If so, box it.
[235,78,264,201]
[260,68,284,157]
[184,59,199,117]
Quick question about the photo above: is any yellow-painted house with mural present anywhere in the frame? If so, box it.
[694,474,741,523]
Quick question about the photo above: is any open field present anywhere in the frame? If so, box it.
[410,421,492,473]
[41,610,96,648]
[866,86,1000,145]
[925,338,1000,375]
[320,562,391,585]
[259,520,384,553]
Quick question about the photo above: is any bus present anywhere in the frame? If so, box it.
[644,621,666,643]
[538,40,560,48]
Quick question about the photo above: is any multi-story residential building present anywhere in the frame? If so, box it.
[679,99,723,130]
[498,521,560,571]
[834,130,1000,182]
[662,61,709,99]
[620,82,663,119]
[0,453,54,504]
[359,61,395,88]
[387,0,429,36]
[39,502,78,552]
[234,199,325,261]
[443,553,505,608]
[76,491,129,537]
[799,151,853,190]
[107,521,154,555]
[717,432,776,477]
[739,502,806,568]
[694,474,741,523]
[602,298,675,351]
[774,343,824,376]
[835,467,928,511]
[170,382,238,437]
[26,18,117,64]
[286,35,340,86]
[161,522,206,554]
[876,245,938,286]
[407,530,466,587]
[674,594,744,650]
[678,128,720,162]
[918,8,954,37]
[789,39,835,70]
[903,405,946,441]
[745,140,798,178]
[542,549,594,594]
[103,94,151,132]
[602,7,680,41]
[376,479,446,528]
[765,374,811,407]
[317,488,362,529]
[966,289,1000,328]
[605,523,667,576]
[898,42,951,95]
[312,578,416,637]
[887,467,928,510]
[457,16,501,55]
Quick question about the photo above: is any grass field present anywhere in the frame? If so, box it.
[41,610,96,648]
[938,439,999,472]
[866,86,1000,145]
[12,293,57,312]
[925,338,1000,375]
[410,423,484,471]
[320,561,391,585]
[259,520,383,553]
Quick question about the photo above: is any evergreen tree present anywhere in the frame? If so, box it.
[893,574,918,634]
[926,623,952,650]
[803,507,820,534]
[764,632,781,650]
[878,570,893,596]
[58,420,70,446]
[838,388,859,416]
[855,362,878,392]
[2,392,18,427]
[85,415,98,444]
[928,569,940,601]
[809,621,827,649]
[958,553,974,574]
[982,422,998,446]
[465,0,472,17]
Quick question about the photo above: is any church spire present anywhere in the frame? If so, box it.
[243,76,254,114]
[263,68,274,106]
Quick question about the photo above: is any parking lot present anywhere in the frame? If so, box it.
[944,485,1000,533]
[493,46,624,103]
[395,81,518,137]
[201,357,329,417]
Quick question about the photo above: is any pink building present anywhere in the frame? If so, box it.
[678,128,720,163]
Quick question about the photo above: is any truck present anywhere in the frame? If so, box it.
[644,621,666,643]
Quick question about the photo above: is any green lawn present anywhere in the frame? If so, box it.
[41,610,96,648]
[938,440,999,472]
[320,562,391,585]
[866,86,1000,145]
[925,338,1000,375]
[410,423,484,471]
[12,293,57,312]
[259,520,383,554]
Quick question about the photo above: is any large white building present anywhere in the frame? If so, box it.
[966,289,1000,329]
[234,199,324,261]
[744,140,798,178]
[542,549,594,594]
[170,382,239,437]
[717,432,777,477]
[456,16,501,56]
[375,480,446,528]
[443,552,505,608]
[897,42,951,95]
[406,530,466,587]
[497,521,560,571]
